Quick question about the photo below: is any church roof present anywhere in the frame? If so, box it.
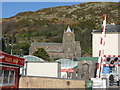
[66,26,72,32]
[31,42,62,46]
[47,50,63,53]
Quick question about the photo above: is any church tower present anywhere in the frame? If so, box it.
[63,26,75,46]
[63,26,81,58]
[29,26,81,58]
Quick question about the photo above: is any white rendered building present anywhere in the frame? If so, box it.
[92,24,120,57]
[20,55,61,78]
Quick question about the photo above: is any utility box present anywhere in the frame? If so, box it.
[85,80,93,89]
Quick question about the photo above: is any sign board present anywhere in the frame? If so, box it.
[103,66,109,74]
[101,74,109,78]
[61,69,68,72]
[91,78,106,88]
[0,53,24,66]
[68,68,74,73]
[61,68,74,73]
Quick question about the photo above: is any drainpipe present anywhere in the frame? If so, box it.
[25,61,28,76]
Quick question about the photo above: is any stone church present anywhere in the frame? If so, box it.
[29,26,81,58]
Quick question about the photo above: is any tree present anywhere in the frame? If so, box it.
[32,48,50,61]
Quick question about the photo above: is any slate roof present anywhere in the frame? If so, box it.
[47,50,64,52]
[93,25,120,33]
[31,42,62,46]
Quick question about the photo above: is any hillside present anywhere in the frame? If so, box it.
[2,2,119,56]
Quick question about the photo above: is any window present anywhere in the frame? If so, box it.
[9,71,15,83]
[3,70,9,84]
[0,69,15,86]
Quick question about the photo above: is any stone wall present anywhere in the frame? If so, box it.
[29,27,81,58]
[77,60,97,80]
[19,76,85,88]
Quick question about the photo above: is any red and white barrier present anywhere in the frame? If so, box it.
[103,64,120,67]
[103,55,120,57]
[96,14,107,78]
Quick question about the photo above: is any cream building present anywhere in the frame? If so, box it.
[92,24,120,57]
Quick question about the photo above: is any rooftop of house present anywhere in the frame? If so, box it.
[93,24,120,33]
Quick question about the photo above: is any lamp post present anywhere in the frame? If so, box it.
[20,48,23,57]
[9,43,13,55]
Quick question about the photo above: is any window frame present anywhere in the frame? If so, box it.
[0,65,17,87]
[0,70,15,86]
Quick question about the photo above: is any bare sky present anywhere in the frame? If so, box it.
[1,0,120,2]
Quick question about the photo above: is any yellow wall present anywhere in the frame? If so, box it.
[19,76,85,88]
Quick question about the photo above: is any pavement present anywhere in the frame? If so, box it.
[107,85,120,90]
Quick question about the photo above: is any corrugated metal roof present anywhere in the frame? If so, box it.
[56,59,78,68]
[23,55,44,62]
[76,57,98,61]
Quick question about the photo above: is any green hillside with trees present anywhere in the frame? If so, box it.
[2,2,119,56]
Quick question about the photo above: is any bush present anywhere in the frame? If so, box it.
[32,48,50,61]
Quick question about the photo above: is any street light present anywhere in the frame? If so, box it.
[20,48,23,57]
[9,43,13,55]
